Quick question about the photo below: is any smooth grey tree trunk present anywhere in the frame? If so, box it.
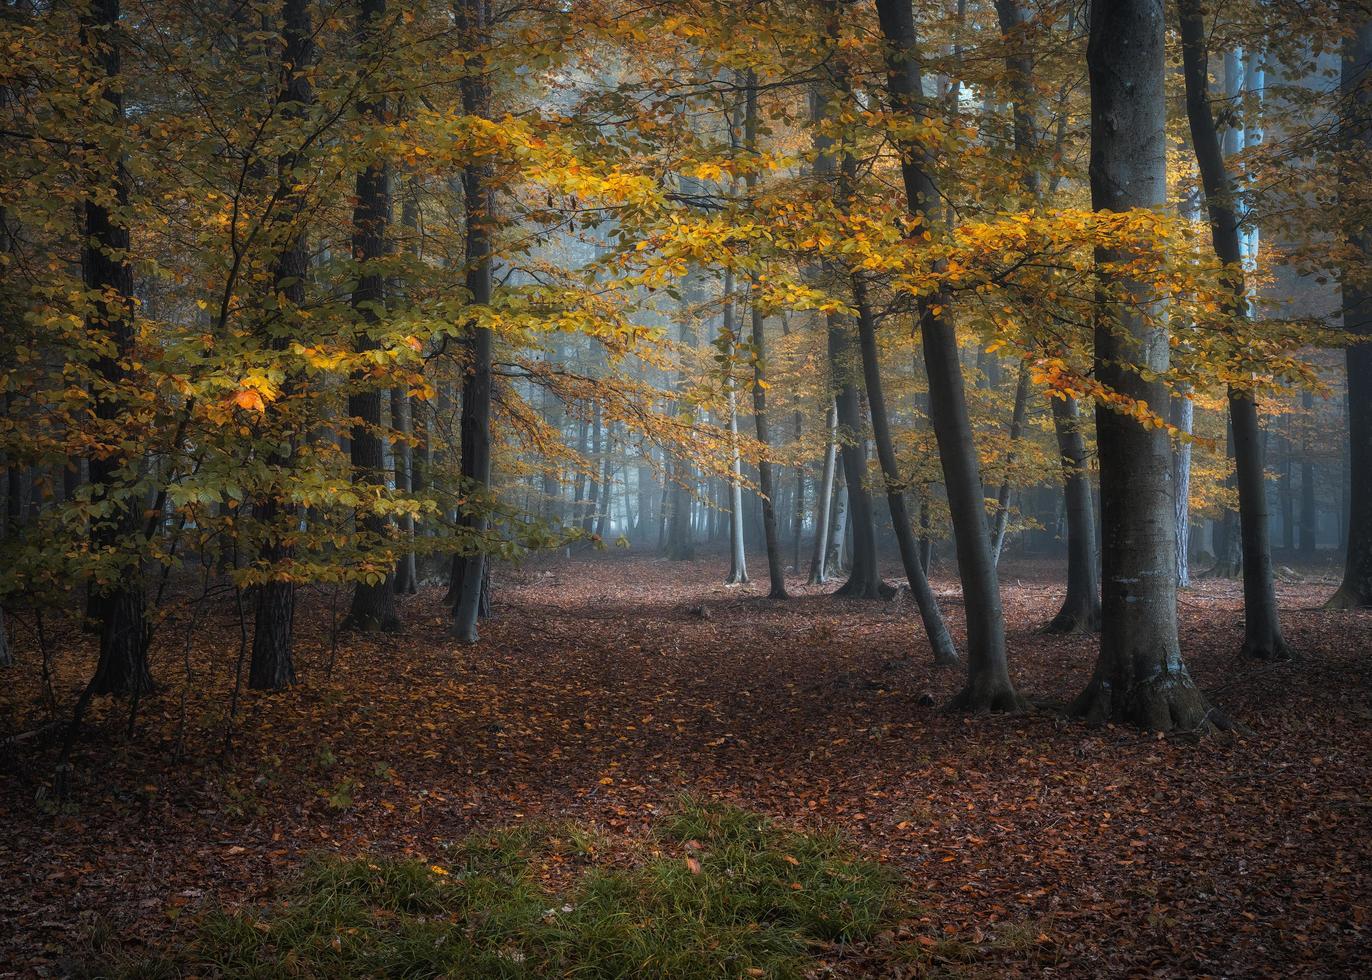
[1071,0,1233,731]
[744,74,787,599]
[808,401,838,584]
[874,0,1021,709]
[1179,0,1291,658]
[853,275,958,663]
[722,267,749,583]
[990,362,1031,566]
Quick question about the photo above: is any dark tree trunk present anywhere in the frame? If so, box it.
[1329,16,1372,609]
[874,0,1021,710]
[250,0,315,689]
[392,386,418,594]
[853,276,958,664]
[342,0,400,633]
[810,13,882,599]
[1042,392,1102,633]
[452,0,495,643]
[1299,391,1318,556]
[828,314,883,598]
[1072,0,1232,731]
[81,0,151,697]
[1178,0,1291,659]
[743,74,788,599]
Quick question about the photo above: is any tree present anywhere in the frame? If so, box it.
[452,0,495,644]
[250,0,316,690]
[1070,0,1233,731]
[1329,12,1372,610]
[873,0,1023,710]
[1177,0,1292,660]
[81,0,151,697]
[743,71,788,599]
[342,0,401,634]
[993,0,1100,632]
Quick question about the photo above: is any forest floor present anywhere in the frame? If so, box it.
[1,553,1369,977]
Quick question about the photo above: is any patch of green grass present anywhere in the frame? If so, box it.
[105,799,908,979]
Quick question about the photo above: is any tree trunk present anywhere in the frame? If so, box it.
[990,361,1031,565]
[1299,390,1318,556]
[744,75,787,599]
[874,0,1021,709]
[853,275,958,663]
[342,0,400,633]
[1072,0,1232,731]
[1171,390,1194,587]
[81,0,151,696]
[452,0,495,643]
[808,401,838,584]
[1178,0,1291,658]
[1329,15,1372,609]
[722,268,749,583]
[250,0,315,689]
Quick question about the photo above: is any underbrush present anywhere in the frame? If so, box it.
[95,799,912,978]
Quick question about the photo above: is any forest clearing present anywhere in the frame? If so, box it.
[2,554,1369,976]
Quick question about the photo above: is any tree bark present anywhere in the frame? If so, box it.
[451,0,495,643]
[874,0,1021,709]
[853,276,958,663]
[1178,0,1291,658]
[1072,0,1232,731]
[250,0,315,689]
[807,401,838,584]
[990,361,1031,565]
[1329,15,1372,609]
[744,75,788,599]
[342,0,400,633]
[722,268,749,583]
[81,0,151,696]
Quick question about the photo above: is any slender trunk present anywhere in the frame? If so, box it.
[722,268,749,582]
[807,401,838,584]
[1171,390,1194,587]
[1072,0,1232,730]
[391,386,418,593]
[81,0,150,696]
[874,0,1020,709]
[743,75,787,598]
[853,276,958,663]
[249,0,315,688]
[1329,15,1372,608]
[811,15,881,598]
[342,0,400,633]
[990,361,1031,565]
[1179,0,1290,658]
[451,0,494,642]
[1299,390,1318,556]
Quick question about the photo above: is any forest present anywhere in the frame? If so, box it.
[0,0,1370,974]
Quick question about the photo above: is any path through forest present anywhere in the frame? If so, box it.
[2,555,1369,975]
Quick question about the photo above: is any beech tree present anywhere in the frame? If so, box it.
[873,0,1022,710]
[1071,0,1233,731]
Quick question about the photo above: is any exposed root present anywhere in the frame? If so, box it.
[1241,635,1297,662]
[1070,674,1242,735]
[946,675,1029,714]
[1324,585,1372,611]
[1040,603,1101,636]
